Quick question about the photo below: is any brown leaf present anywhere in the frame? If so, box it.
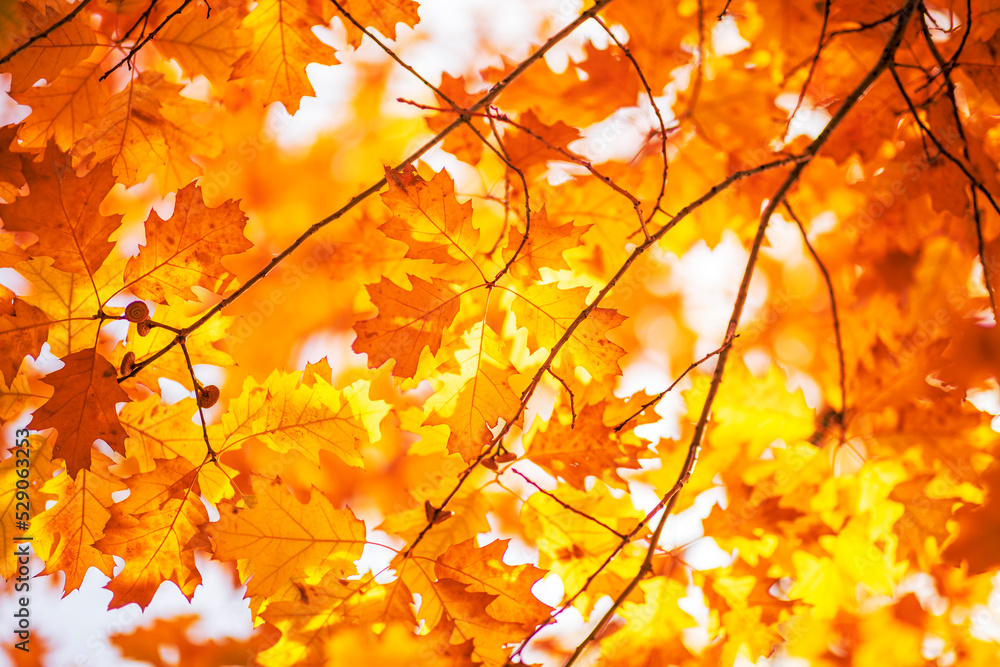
[0,143,121,275]
[29,348,131,477]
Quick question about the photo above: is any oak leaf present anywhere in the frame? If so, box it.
[112,615,276,667]
[0,143,121,276]
[11,255,125,358]
[502,206,588,281]
[336,0,420,47]
[11,53,107,153]
[424,324,521,462]
[353,274,461,379]
[30,451,126,592]
[230,0,338,113]
[380,165,481,268]
[0,298,49,384]
[124,182,251,303]
[222,370,388,468]
[153,2,250,86]
[29,348,130,477]
[3,2,97,94]
[206,478,366,605]
[96,494,211,609]
[511,282,627,382]
[73,71,222,190]
[526,400,647,490]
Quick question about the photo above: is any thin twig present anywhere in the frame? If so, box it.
[915,6,998,318]
[782,200,846,443]
[546,369,577,427]
[511,469,624,538]
[613,336,735,433]
[0,0,95,67]
[562,492,678,666]
[679,0,705,121]
[787,0,831,135]
[178,339,217,463]
[592,15,670,228]
[101,0,194,80]
[717,0,734,21]
[398,99,649,240]
[119,0,160,44]
[887,64,1000,319]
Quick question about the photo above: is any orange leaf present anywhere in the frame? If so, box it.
[29,348,131,477]
[424,324,521,462]
[96,494,210,609]
[434,538,553,631]
[230,0,338,113]
[0,143,121,275]
[503,108,581,173]
[12,55,107,153]
[124,182,251,303]
[526,400,647,490]
[511,282,627,382]
[353,274,461,379]
[380,165,481,268]
[502,206,589,281]
[153,2,250,86]
[112,615,276,667]
[336,0,420,47]
[31,451,126,592]
[73,71,221,191]
[943,463,1000,575]
[0,298,49,384]
[206,478,366,604]
[2,2,97,94]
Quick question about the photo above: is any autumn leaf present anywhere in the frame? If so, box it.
[424,324,521,462]
[3,2,97,94]
[0,143,121,276]
[352,274,462,379]
[11,255,124,358]
[31,451,126,592]
[73,71,222,191]
[112,615,277,667]
[124,182,252,302]
[335,0,421,47]
[943,462,1000,575]
[96,493,210,609]
[230,0,338,113]
[0,298,49,384]
[11,52,107,153]
[525,399,647,490]
[153,2,250,86]
[502,206,589,281]
[257,572,415,665]
[380,164,482,269]
[206,478,366,605]
[510,282,627,382]
[221,370,388,468]
[433,537,553,632]
[29,348,130,477]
